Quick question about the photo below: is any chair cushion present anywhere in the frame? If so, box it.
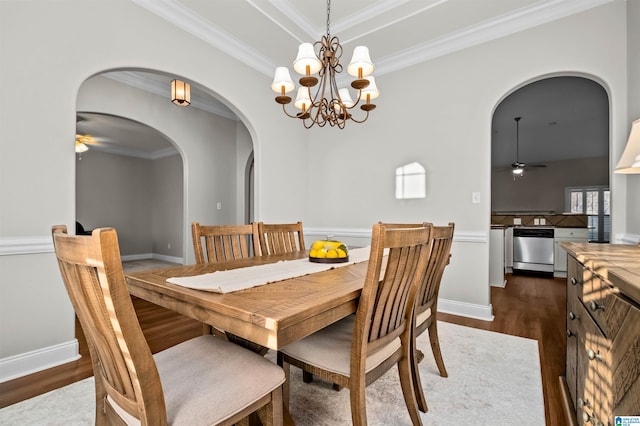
[416,307,432,327]
[279,315,401,377]
[108,335,284,425]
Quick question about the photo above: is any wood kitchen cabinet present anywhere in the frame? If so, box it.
[560,243,640,425]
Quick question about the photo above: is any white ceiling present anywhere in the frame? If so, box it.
[77,0,613,162]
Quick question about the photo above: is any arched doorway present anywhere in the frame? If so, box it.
[490,75,609,280]
[75,112,184,262]
[76,70,256,265]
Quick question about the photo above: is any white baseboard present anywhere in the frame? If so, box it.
[438,298,494,321]
[152,253,183,264]
[120,253,183,264]
[615,233,640,245]
[491,279,507,288]
[0,340,80,383]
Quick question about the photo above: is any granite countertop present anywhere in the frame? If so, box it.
[561,242,640,305]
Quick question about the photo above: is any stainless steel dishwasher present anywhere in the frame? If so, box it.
[512,227,554,273]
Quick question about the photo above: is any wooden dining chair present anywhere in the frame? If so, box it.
[192,222,260,264]
[277,223,432,426]
[256,221,305,255]
[52,225,284,426]
[410,222,455,413]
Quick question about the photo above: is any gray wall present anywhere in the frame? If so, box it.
[1,0,638,381]
[491,156,609,214]
[151,154,184,258]
[626,0,640,235]
[76,150,183,258]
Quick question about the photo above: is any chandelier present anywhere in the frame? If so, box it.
[271,0,379,129]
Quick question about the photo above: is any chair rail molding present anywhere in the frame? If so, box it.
[304,227,487,246]
[0,236,54,256]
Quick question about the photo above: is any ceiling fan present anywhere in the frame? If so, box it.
[75,133,100,153]
[511,116,546,178]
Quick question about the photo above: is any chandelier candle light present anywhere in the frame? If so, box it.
[271,0,379,129]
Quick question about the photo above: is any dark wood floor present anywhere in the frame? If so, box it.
[0,273,568,425]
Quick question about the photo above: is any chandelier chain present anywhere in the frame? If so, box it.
[326,0,331,38]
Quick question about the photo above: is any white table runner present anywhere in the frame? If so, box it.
[167,246,372,293]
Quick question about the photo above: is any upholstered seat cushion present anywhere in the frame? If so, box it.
[108,335,285,425]
[416,307,432,327]
[279,315,401,377]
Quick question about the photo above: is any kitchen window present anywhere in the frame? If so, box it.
[565,186,610,242]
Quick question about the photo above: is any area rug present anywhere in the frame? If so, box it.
[0,322,545,425]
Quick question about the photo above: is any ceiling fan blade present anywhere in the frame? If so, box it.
[76,134,100,145]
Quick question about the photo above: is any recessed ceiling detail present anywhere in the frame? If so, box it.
[131,0,614,78]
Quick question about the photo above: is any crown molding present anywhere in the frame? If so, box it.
[84,142,178,161]
[104,71,237,120]
[130,0,276,77]
[375,0,615,76]
[132,0,614,80]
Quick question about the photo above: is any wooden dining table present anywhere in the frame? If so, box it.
[125,251,370,351]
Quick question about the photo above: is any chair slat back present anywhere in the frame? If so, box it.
[257,221,305,255]
[192,222,259,264]
[355,224,432,355]
[52,225,166,425]
[416,223,454,313]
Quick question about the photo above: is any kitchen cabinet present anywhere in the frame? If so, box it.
[554,228,588,277]
[490,227,505,287]
[504,226,513,272]
[560,243,640,425]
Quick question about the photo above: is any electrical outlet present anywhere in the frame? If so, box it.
[534,218,540,225]
[217,202,222,210]
[540,218,546,225]
[513,218,521,225]
[472,192,481,204]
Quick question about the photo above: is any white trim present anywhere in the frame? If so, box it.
[87,142,179,161]
[375,0,615,76]
[614,233,640,245]
[0,239,184,264]
[0,236,54,256]
[0,340,80,383]
[131,0,614,79]
[131,0,276,77]
[304,227,488,244]
[104,71,237,121]
[120,253,183,264]
[438,298,494,322]
[152,254,183,264]
[120,253,154,261]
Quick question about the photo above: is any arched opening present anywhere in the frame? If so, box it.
[490,75,609,283]
[75,69,256,266]
[75,112,184,263]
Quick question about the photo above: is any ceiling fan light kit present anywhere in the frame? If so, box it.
[271,0,379,129]
[75,140,89,153]
[511,116,546,179]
